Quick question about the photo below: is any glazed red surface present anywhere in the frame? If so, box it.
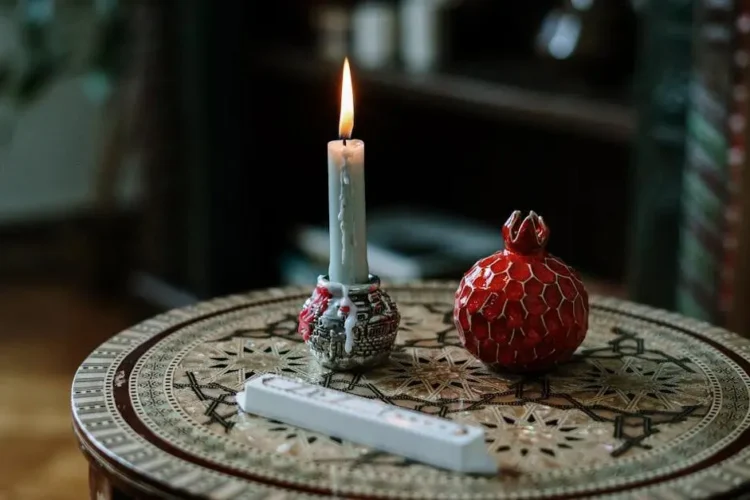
[298,285,331,341]
[453,211,589,371]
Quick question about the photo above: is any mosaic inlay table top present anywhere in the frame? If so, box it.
[72,282,750,499]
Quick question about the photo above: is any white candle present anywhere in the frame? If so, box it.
[328,59,369,284]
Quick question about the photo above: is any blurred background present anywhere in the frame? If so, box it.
[0,0,748,497]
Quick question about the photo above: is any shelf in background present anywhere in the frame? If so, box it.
[255,47,636,143]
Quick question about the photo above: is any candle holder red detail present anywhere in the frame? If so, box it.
[298,274,401,371]
[453,210,589,372]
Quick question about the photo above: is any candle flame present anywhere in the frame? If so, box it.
[339,58,354,139]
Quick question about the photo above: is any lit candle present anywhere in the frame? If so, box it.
[327,58,369,284]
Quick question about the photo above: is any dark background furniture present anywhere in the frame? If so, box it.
[136,0,638,304]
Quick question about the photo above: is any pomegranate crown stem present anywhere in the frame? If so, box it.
[502,210,550,255]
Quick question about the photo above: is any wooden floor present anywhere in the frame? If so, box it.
[0,281,142,500]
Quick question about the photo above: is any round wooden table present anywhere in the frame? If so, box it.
[72,282,750,499]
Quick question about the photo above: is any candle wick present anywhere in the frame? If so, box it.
[342,138,347,146]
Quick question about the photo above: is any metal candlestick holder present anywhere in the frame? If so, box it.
[297,274,401,371]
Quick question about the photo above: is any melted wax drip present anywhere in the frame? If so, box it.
[339,285,358,353]
[338,155,351,268]
[330,146,358,353]
[321,281,358,354]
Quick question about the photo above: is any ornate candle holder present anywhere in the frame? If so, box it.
[298,274,401,371]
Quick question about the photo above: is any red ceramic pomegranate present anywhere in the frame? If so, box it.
[453,210,589,372]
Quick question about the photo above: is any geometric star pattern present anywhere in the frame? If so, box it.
[457,404,621,470]
[551,356,707,413]
[172,303,711,473]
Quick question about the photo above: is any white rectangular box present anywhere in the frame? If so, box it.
[236,374,497,475]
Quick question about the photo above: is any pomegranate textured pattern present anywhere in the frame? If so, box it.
[454,211,589,372]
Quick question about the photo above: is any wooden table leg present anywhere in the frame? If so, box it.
[89,463,136,500]
[89,463,113,500]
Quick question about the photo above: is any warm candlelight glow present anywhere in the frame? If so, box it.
[339,58,354,139]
